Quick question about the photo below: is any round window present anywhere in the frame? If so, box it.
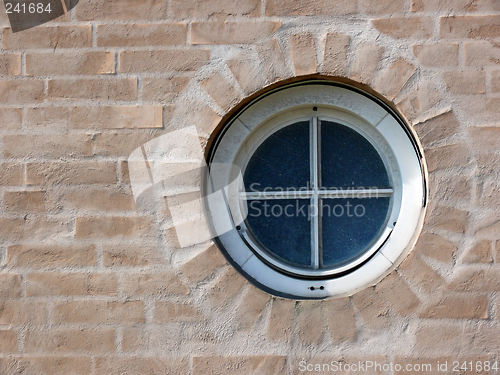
[204,80,427,299]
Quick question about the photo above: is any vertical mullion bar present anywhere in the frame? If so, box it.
[311,116,320,269]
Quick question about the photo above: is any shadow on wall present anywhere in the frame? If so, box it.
[4,0,79,32]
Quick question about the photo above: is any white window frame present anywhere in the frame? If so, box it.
[205,81,427,299]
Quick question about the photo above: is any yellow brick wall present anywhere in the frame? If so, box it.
[0,0,499,373]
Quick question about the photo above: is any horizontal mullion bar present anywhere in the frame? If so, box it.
[241,188,393,200]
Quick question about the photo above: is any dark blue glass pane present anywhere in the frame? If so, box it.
[322,197,390,267]
[244,121,310,191]
[245,199,312,267]
[321,121,389,188]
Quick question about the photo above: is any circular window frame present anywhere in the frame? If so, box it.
[204,79,427,299]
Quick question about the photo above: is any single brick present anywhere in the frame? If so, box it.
[0,217,73,242]
[256,39,292,83]
[75,216,154,239]
[95,357,188,375]
[191,21,281,45]
[97,24,186,47]
[326,298,357,343]
[142,77,189,103]
[2,26,91,49]
[413,110,460,147]
[441,70,486,94]
[121,326,182,352]
[76,0,165,20]
[234,287,271,331]
[349,44,384,84]
[465,41,500,66]
[266,0,356,16]
[121,272,189,296]
[373,58,416,99]
[26,272,117,296]
[172,99,221,135]
[3,134,93,158]
[119,50,209,73]
[470,126,500,153]
[477,219,500,238]
[0,219,26,242]
[447,269,500,292]
[352,287,392,330]
[0,108,21,130]
[416,324,471,353]
[493,70,500,92]
[47,78,137,101]
[0,54,21,76]
[477,180,500,207]
[372,17,434,39]
[93,130,164,157]
[24,107,70,130]
[26,52,115,76]
[0,330,18,353]
[428,173,470,204]
[0,7,11,26]
[476,153,500,178]
[463,240,493,263]
[268,298,295,342]
[0,80,45,104]
[193,356,286,375]
[412,0,498,12]
[7,244,97,268]
[415,232,457,263]
[48,186,135,213]
[52,300,145,324]
[0,300,48,325]
[168,0,260,19]
[24,329,115,354]
[0,357,91,375]
[441,15,500,38]
[200,72,242,112]
[322,33,350,76]
[290,33,317,76]
[296,301,325,344]
[71,106,162,129]
[26,162,117,185]
[426,204,469,233]
[154,302,202,323]
[360,0,405,14]
[457,96,500,123]
[180,244,226,284]
[0,274,21,298]
[120,161,130,183]
[103,243,165,267]
[376,273,421,315]
[206,267,247,308]
[0,163,22,186]
[398,254,445,293]
[227,53,267,95]
[396,82,443,121]
[4,191,46,214]
[413,43,458,67]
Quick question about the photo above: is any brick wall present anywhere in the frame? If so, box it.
[0,0,500,374]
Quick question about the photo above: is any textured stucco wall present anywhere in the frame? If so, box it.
[0,0,500,373]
